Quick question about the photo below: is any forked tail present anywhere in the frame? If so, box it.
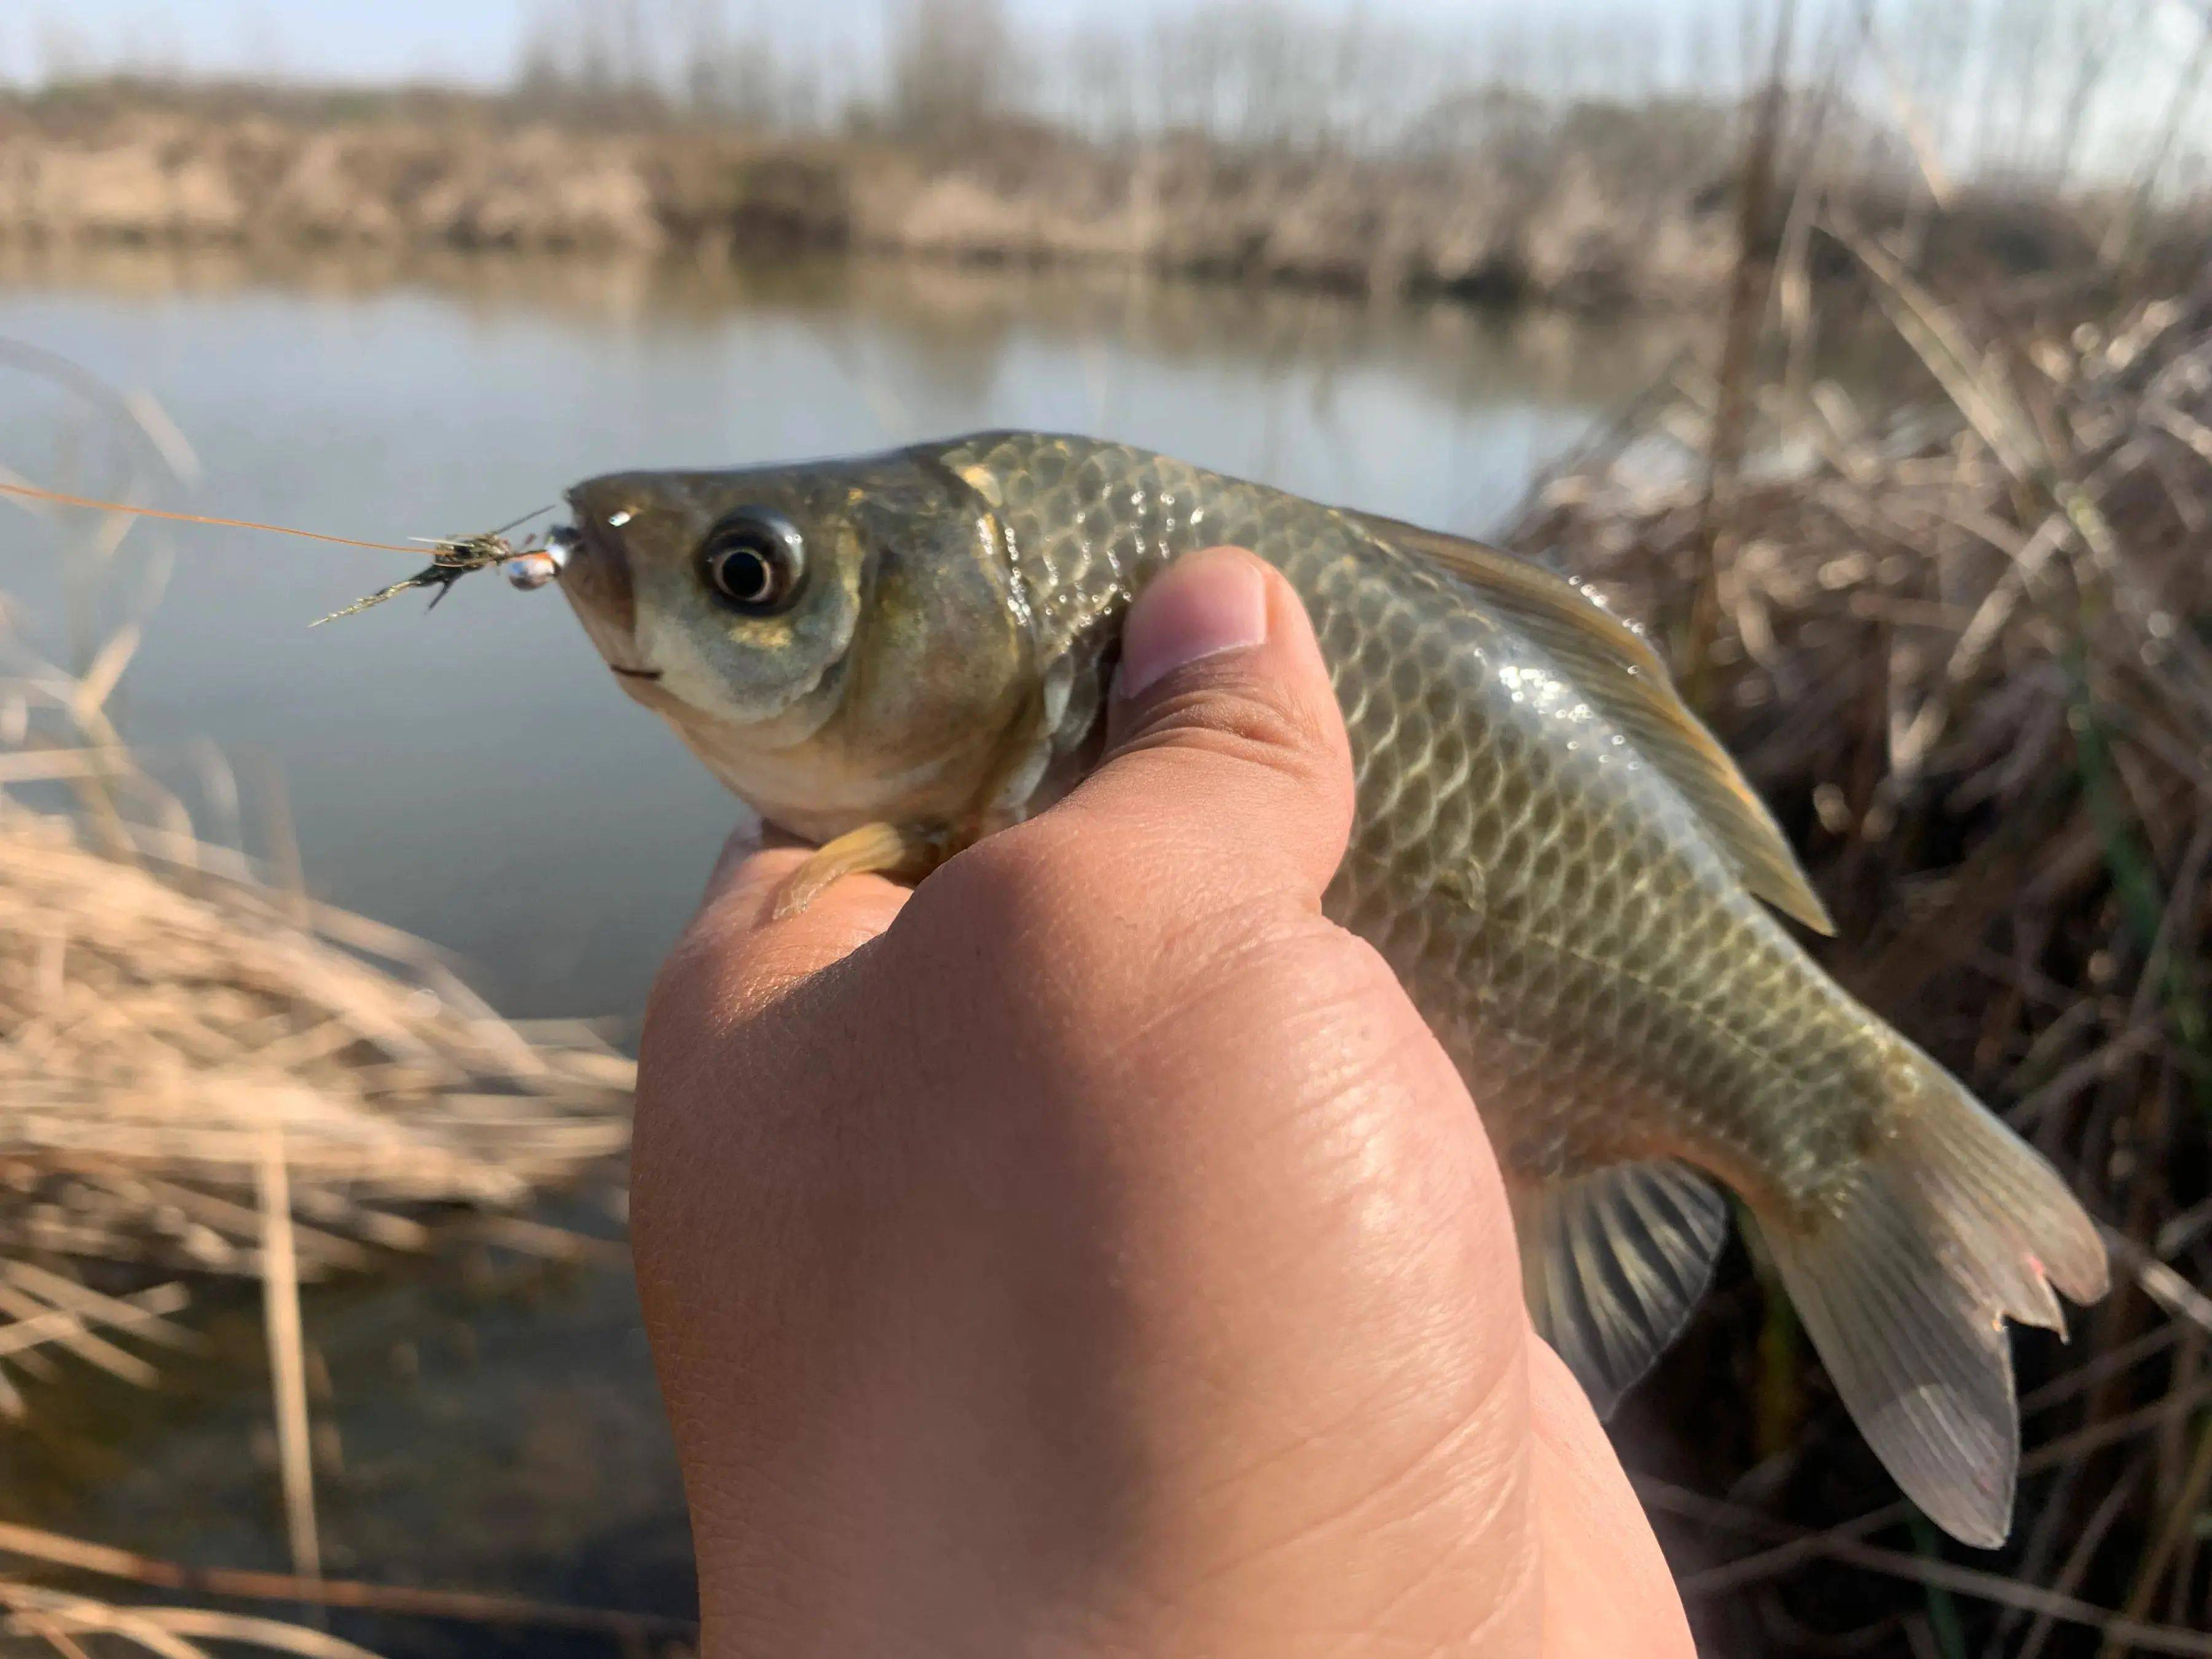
[1756,1052,2108,1547]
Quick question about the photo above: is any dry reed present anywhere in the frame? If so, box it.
[1511,248,2212,1653]
[0,356,643,1652]
[11,0,2211,315]
[0,808,634,1288]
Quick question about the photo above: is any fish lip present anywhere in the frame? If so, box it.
[559,479,641,641]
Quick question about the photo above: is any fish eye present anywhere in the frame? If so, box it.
[699,510,806,614]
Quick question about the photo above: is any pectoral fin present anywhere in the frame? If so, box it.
[1346,510,1835,934]
[1517,1159,1730,1415]
[774,822,936,919]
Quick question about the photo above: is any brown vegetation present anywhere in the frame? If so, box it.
[0,806,633,1290]
[1511,246,2212,1654]
[0,94,1746,305]
[0,357,643,1649]
[0,437,633,1393]
[6,0,2209,317]
[0,88,2192,311]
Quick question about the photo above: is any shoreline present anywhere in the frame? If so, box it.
[0,96,2171,315]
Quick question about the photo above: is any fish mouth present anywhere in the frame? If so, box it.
[610,665,663,681]
[557,480,641,641]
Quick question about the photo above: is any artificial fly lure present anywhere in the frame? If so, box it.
[0,480,556,624]
[307,509,563,625]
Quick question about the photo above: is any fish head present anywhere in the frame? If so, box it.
[555,451,1036,839]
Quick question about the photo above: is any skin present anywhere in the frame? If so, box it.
[630,548,1696,1658]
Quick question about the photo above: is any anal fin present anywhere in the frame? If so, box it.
[772,822,936,919]
[1518,1160,1730,1416]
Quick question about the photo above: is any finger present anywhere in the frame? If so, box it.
[698,818,802,904]
[1044,545,1354,908]
[671,831,912,1021]
[1527,1342,1697,1658]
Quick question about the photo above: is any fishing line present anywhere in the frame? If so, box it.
[0,479,438,557]
[0,479,559,621]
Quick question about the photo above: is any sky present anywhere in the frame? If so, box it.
[1,0,1776,88]
[4,0,530,84]
[7,0,2203,190]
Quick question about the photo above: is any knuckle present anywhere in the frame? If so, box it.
[916,812,1218,1019]
[647,920,761,1036]
[1128,675,1341,788]
[917,814,1104,955]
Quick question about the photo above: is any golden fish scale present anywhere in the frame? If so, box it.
[942,433,1883,1215]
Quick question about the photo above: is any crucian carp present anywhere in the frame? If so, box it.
[533,431,2107,1548]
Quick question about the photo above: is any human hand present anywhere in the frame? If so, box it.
[630,546,1696,1658]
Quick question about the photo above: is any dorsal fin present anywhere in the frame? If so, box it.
[1516,1160,1732,1414]
[1344,510,1835,935]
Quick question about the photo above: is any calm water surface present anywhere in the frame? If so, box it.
[0,251,1685,1639]
[0,252,1684,1019]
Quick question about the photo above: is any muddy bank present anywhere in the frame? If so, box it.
[0,96,2147,311]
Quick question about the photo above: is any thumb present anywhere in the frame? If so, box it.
[1051,546,1355,906]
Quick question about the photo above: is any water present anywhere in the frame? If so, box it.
[0,249,1687,1019]
[0,249,1686,1639]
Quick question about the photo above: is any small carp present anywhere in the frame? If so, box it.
[548,432,2106,1545]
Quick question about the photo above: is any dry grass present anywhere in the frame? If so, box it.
[0,360,648,1650]
[0,65,2201,312]
[0,1520,696,1650]
[1511,248,2212,1652]
[0,660,636,1413]
[0,809,634,1283]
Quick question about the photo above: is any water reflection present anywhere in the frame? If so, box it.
[1,1244,691,1656]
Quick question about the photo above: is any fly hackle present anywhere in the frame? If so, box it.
[311,507,558,626]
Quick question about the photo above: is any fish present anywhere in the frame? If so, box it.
[547,431,2108,1547]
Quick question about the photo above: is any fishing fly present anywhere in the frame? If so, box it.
[308,509,563,624]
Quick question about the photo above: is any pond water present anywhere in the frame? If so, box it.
[0,249,1691,1645]
[0,249,1689,1021]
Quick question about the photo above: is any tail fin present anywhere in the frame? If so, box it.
[1757,1056,2108,1548]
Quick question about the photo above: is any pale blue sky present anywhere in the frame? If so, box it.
[9,0,2202,189]
[4,0,1759,88]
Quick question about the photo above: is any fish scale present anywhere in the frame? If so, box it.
[556,428,2108,1546]
[950,433,1857,1196]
